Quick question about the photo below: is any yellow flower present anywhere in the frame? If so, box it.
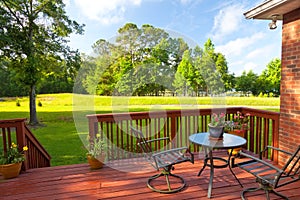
[11,142,17,148]
[96,133,101,138]
[23,146,28,151]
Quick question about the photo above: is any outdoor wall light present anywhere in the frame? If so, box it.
[269,15,279,30]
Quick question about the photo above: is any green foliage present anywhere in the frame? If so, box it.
[234,58,281,97]
[235,70,258,96]
[87,135,107,158]
[1,13,281,99]
[173,50,193,95]
[0,66,28,97]
[0,143,28,165]
[259,58,281,96]
[84,30,233,97]
[0,0,84,125]
[83,23,191,96]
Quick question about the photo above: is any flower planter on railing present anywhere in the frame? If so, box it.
[227,129,247,155]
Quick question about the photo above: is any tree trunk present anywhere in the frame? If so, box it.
[29,85,39,125]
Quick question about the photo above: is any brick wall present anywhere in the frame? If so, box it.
[279,7,300,165]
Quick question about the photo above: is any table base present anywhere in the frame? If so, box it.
[198,148,243,198]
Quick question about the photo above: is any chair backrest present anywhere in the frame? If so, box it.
[130,127,153,157]
[276,145,300,188]
[282,145,300,175]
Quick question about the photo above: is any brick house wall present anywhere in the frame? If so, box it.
[279,7,300,165]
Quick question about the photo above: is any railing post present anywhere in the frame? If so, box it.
[273,115,280,164]
[88,116,98,139]
[170,114,176,140]
[15,119,28,171]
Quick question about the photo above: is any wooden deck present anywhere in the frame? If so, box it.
[1,151,299,200]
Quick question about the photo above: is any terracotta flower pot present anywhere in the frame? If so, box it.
[0,162,22,179]
[227,129,246,155]
[87,154,105,169]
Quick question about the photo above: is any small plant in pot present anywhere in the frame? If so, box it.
[0,143,28,179]
[208,113,226,139]
[86,134,106,170]
[224,111,250,155]
[225,111,250,132]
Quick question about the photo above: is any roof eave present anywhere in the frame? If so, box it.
[244,0,300,20]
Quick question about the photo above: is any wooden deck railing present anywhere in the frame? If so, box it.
[87,107,280,163]
[0,118,51,170]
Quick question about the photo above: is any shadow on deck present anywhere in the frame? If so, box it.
[1,151,299,200]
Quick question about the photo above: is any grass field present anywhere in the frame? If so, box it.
[0,93,280,166]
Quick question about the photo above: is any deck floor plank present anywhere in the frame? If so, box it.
[1,152,299,200]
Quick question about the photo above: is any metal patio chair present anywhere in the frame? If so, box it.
[235,145,300,200]
[131,127,194,193]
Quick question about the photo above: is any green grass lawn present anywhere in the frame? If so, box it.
[0,93,280,166]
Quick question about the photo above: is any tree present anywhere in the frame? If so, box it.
[259,58,281,96]
[235,70,258,96]
[174,50,193,96]
[87,23,176,96]
[191,45,206,96]
[0,0,84,125]
[201,39,226,95]
[215,53,233,91]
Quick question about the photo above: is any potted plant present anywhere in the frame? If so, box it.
[225,111,250,134]
[0,142,28,179]
[225,111,250,155]
[208,113,226,139]
[86,134,106,169]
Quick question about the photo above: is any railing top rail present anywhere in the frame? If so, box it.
[0,118,27,126]
[25,126,51,160]
[87,109,205,121]
[87,107,280,122]
[241,107,279,119]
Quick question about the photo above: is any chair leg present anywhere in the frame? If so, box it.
[241,187,262,200]
[271,189,289,200]
[147,170,186,194]
[241,185,289,200]
[165,174,171,191]
[265,189,270,200]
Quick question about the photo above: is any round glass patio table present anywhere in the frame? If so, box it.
[189,132,247,198]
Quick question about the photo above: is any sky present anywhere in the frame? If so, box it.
[63,0,282,76]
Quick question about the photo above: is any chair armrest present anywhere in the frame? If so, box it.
[146,137,170,144]
[263,146,293,156]
[152,147,188,157]
[238,151,283,173]
[139,137,170,147]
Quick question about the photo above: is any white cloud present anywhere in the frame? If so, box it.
[210,4,245,42]
[73,0,142,25]
[246,45,276,59]
[179,0,204,5]
[244,62,258,71]
[215,32,265,57]
[230,61,258,76]
[63,0,71,7]
[180,0,192,4]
